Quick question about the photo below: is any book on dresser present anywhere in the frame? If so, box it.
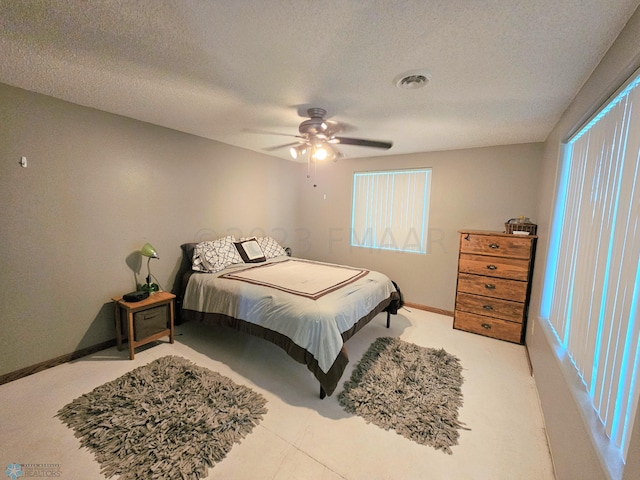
[453,230,537,344]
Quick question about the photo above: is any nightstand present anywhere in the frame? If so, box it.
[112,291,175,359]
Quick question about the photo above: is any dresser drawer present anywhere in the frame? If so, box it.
[457,273,528,302]
[460,233,532,259]
[453,310,523,343]
[458,253,530,281]
[455,292,524,323]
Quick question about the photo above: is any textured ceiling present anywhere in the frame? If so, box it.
[1,0,639,161]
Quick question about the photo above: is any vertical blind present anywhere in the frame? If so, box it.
[351,169,431,253]
[544,71,640,460]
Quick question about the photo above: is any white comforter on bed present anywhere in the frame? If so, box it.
[182,257,396,373]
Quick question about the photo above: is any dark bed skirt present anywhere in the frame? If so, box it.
[181,295,394,396]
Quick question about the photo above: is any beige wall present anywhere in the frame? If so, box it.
[528,6,640,480]
[296,144,542,311]
[0,83,301,376]
[5,11,639,474]
[0,82,543,376]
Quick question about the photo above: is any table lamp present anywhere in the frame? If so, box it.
[140,242,160,292]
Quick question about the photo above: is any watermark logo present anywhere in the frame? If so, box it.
[5,464,22,480]
[5,464,61,478]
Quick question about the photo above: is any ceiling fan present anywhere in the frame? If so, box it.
[263,107,393,161]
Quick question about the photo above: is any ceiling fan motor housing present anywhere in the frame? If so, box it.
[298,108,328,137]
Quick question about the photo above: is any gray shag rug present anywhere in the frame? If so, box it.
[56,356,267,479]
[338,337,467,454]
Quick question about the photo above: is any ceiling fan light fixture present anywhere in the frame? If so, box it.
[394,69,431,89]
[312,145,328,161]
[290,144,307,159]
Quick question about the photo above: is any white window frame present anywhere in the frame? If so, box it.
[350,168,432,254]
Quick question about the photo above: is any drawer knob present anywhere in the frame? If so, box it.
[482,305,494,311]
[486,264,497,270]
[489,243,500,249]
[481,323,492,329]
[485,284,496,289]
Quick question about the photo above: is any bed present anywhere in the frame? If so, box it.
[176,236,401,398]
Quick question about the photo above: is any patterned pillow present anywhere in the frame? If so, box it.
[192,236,243,273]
[257,236,287,259]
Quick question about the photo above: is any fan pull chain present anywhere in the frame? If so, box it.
[306,152,318,187]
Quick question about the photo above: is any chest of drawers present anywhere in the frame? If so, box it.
[453,230,537,344]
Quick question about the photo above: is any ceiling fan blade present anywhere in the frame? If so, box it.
[321,120,346,137]
[244,128,300,138]
[263,141,301,151]
[333,137,393,149]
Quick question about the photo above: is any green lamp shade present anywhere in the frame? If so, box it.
[141,243,159,259]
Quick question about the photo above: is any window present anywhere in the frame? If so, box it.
[351,168,431,253]
[542,69,640,464]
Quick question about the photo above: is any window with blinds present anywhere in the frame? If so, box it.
[542,68,640,462]
[351,169,431,253]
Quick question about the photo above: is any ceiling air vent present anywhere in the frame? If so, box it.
[394,70,431,90]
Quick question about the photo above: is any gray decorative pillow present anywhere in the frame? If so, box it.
[235,238,266,263]
[257,236,287,259]
[192,236,243,272]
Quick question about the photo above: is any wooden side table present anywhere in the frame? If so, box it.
[112,291,175,359]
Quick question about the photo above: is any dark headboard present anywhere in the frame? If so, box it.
[170,243,197,323]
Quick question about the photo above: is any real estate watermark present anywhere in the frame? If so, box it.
[190,225,449,256]
[330,227,448,254]
[5,463,61,479]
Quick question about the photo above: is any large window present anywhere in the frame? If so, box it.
[351,168,431,253]
[542,69,640,463]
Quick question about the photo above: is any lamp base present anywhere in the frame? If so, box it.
[137,283,159,293]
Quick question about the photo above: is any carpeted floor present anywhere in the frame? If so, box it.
[338,336,467,454]
[56,355,267,479]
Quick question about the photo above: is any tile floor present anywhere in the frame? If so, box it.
[0,308,555,479]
